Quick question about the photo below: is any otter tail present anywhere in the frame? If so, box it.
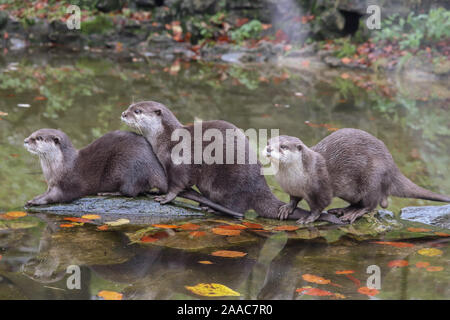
[253,189,344,224]
[180,189,244,218]
[391,173,450,202]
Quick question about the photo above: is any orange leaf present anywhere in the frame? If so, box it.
[298,288,334,296]
[152,224,178,229]
[81,214,101,220]
[212,228,241,236]
[211,250,247,258]
[340,73,350,79]
[97,225,108,231]
[140,235,158,243]
[302,274,331,285]
[217,224,247,230]
[335,270,355,275]
[242,221,263,229]
[407,227,431,232]
[372,241,414,248]
[358,287,379,296]
[273,225,299,231]
[198,260,213,265]
[64,217,92,223]
[426,266,443,272]
[415,262,430,268]
[179,223,200,230]
[60,224,75,228]
[434,232,450,237]
[190,231,206,237]
[6,211,27,218]
[341,57,351,64]
[388,260,409,268]
[98,290,123,300]
[33,96,47,101]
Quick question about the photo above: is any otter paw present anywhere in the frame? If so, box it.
[278,204,294,220]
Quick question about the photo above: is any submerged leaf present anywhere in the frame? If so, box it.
[81,214,101,220]
[211,250,247,258]
[372,241,414,248]
[357,287,379,296]
[417,248,443,257]
[426,266,443,272]
[212,228,241,236]
[242,221,263,229]
[59,224,75,228]
[198,261,213,265]
[297,287,334,296]
[97,290,123,300]
[179,223,200,230]
[302,274,331,285]
[273,225,299,231]
[152,224,178,229]
[415,262,430,268]
[335,270,355,275]
[388,260,409,268]
[6,211,27,218]
[185,283,240,297]
[407,227,431,232]
[189,231,206,237]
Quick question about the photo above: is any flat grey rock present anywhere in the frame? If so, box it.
[400,204,450,229]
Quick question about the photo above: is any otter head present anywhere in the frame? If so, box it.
[262,135,305,166]
[121,101,179,138]
[24,129,68,158]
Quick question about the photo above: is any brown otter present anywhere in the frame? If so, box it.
[120,101,342,224]
[263,130,450,224]
[24,129,245,217]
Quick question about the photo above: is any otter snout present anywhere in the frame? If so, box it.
[121,111,128,118]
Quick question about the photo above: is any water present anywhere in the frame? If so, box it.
[0,51,449,299]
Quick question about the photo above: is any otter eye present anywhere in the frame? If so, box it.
[154,109,161,116]
[134,109,142,114]
[280,145,288,150]
[37,136,42,141]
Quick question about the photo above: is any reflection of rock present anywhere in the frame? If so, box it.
[401,205,450,229]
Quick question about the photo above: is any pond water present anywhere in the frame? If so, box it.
[0,51,449,299]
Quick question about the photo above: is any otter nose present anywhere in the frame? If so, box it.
[121,111,127,118]
[266,146,272,153]
[24,138,29,144]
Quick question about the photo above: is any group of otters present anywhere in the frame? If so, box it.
[24,101,450,224]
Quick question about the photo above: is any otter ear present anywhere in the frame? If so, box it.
[154,109,162,116]
[297,144,302,151]
[53,136,60,144]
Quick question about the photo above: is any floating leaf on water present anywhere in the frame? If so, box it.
[297,287,334,296]
[198,261,213,265]
[152,224,178,229]
[211,250,247,258]
[81,214,101,220]
[242,221,263,229]
[60,224,75,228]
[388,260,409,268]
[97,225,108,231]
[426,266,443,272]
[217,224,247,230]
[372,241,414,248]
[6,211,27,218]
[212,228,241,236]
[64,217,92,223]
[407,227,431,233]
[179,223,200,230]
[417,248,443,257]
[415,262,430,268]
[105,218,130,226]
[185,283,240,297]
[273,225,299,231]
[335,270,355,275]
[302,274,331,285]
[140,235,158,243]
[140,231,169,243]
[434,232,450,237]
[189,231,206,237]
[97,290,123,300]
[357,287,379,296]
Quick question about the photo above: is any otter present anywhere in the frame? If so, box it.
[263,129,450,224]
[24,129,245,217]
[120,101,342,224]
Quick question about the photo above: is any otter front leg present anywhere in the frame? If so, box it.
[26,188,63,206]
[278,196,302,220]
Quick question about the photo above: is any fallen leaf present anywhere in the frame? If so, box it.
[105,218,130,226]
[372,241,414,248]
[212,228,241,236]
[415,262,430,268]
[189,231,206,237]
[179,223,200,230]
[302,274,331,285]
[297,287,334,296]
[33,96,47,101]
[388,260,409,268]
[198,260,213,265]
[81,214,101,220]
[407,227,431,232]
[185,283,240,297]
[140,231,169,243]
[341,57,351,64]
[97,290,123,300]
[211,250,247,258]
[97,225,108,231]
[334,293,346,299]
[242,221,263,229]
[152,224,178,229]
[140,235,158,243]
[59,224,75,228]
[273,225,299,231]
[64,217,92,223]
[434,232,450,237]
[6,211,27,218]
[340,73,350,79]
[217,224,247,230]
[335,270,355,275]
[358,287,379,296]
[417,248,443,257]
[426,266,443,272]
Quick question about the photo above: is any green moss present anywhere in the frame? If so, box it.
[81,15,114,35]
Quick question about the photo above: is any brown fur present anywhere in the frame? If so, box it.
[121,101,343,224]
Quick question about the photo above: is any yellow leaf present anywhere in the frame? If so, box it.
[105,218,130,226]
[81,214,101,220]
[417,248,443,257]
[198,260,213,264]
[6,211,27,218]
[185,283,240,297]
[98,290,123,300]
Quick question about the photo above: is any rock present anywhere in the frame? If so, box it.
[221,52,245,63]
[401,204,450,229]
[9,38,26,51]
[0,10,8,30]
[96,0,124,12]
